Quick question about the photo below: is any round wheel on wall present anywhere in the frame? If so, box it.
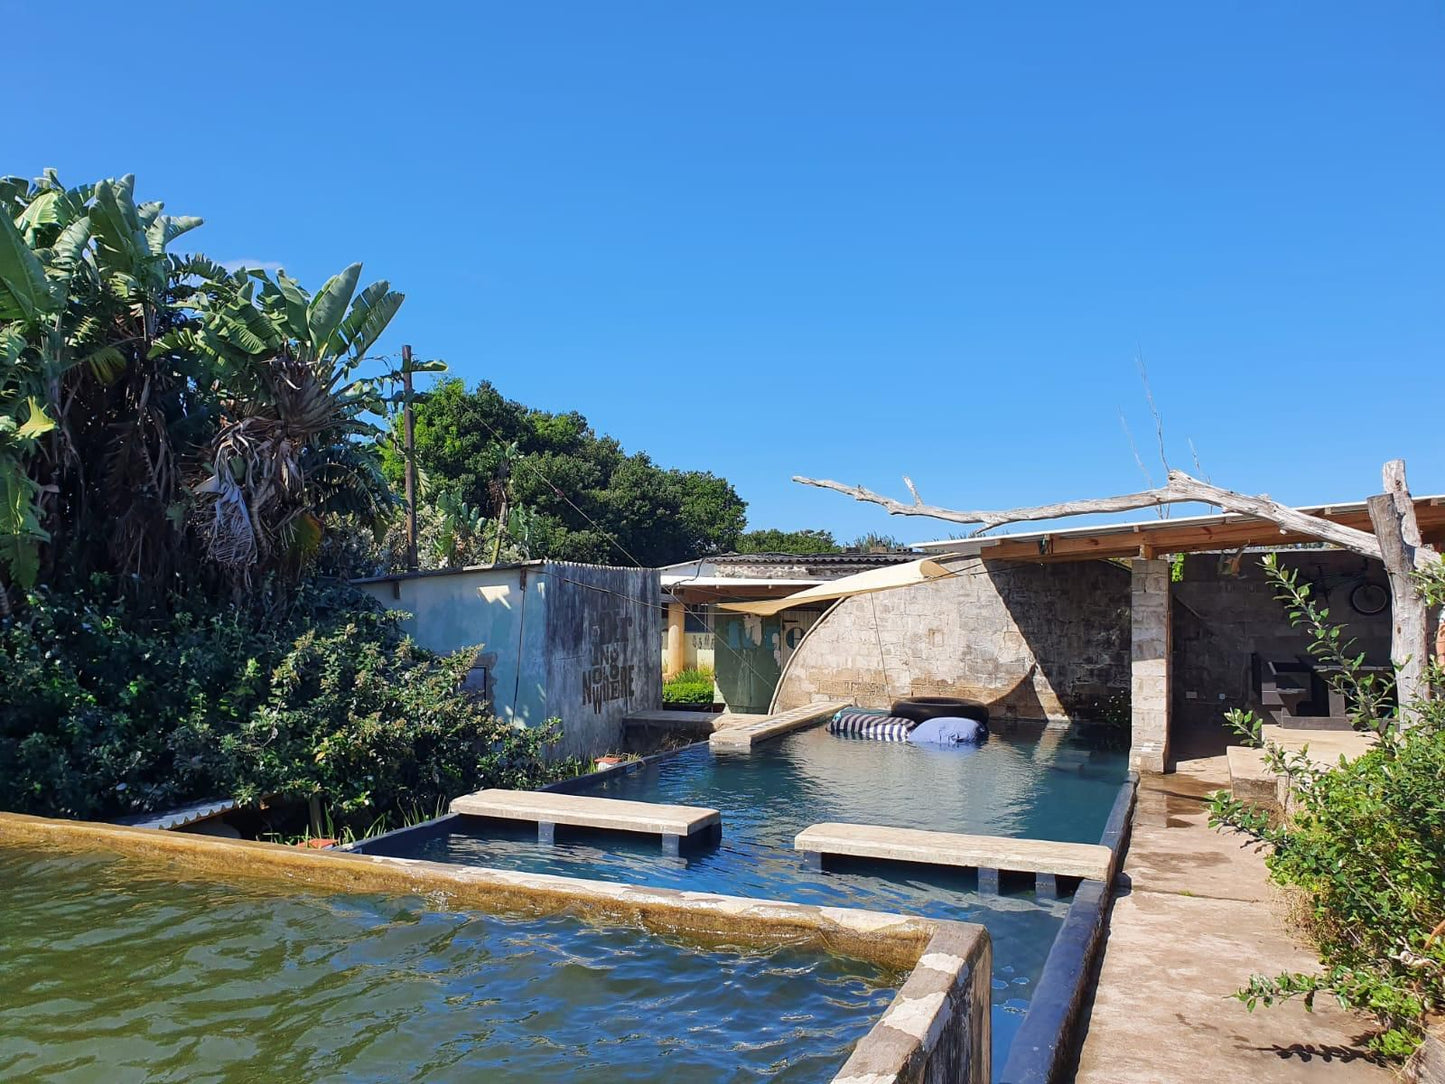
[1349,581,1388,616]
[890,696,989,725]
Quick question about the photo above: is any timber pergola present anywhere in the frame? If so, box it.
[906,494,1445,774]
[798,460,1443,771]
[912,494,1445,564]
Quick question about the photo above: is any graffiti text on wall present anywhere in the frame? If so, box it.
[582,613,636,713]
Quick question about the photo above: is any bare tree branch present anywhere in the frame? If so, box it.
[793,469,1432,563]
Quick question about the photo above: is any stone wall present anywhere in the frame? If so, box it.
[1170,550,1391,739]
[772,557,1132,722]
[1131,559,1171,773]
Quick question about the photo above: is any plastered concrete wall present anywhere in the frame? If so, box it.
[356,562,662,761]
[543,562,662,761]
[356,565,549,728]
[773,558,1131,722]
[1170,550,1392,735]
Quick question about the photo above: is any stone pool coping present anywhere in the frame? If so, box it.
[0,808,992,1084]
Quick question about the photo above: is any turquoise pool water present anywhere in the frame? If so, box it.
[0,848,901,1082]
[362,724,1128,1071]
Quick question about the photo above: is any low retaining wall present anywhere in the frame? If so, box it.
[998,773,1138,1083]
[0,809,992,1083]
[836,920,992,1084]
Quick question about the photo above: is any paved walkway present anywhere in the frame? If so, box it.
[1074,755,1388,1083]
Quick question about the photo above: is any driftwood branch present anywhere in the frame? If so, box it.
[794,469,1393,558]
[1368,459,1439,713]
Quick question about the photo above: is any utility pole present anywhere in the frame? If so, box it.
[402,344,418,571]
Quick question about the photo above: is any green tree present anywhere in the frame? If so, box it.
[398,379,746,566]
[736,527,841,554]
[850,532,906,551]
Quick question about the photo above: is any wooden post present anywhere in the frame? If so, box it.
[1367,460,1431,716]
[402,344,418,572]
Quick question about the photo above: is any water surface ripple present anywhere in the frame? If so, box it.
[0,849,899,1082]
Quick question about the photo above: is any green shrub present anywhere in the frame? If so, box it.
[663,666,716,706]
[1209,555,1445,1058]
[0,579,565,833]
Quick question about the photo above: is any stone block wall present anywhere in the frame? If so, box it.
[1130,558,1171,773]
[1170,550,1391,738]
[772,557,1131,722]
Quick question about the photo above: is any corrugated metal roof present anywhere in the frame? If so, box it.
[712,551,922,567]
[115,797,239,831]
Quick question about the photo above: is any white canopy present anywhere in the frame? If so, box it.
[716,557,952,617]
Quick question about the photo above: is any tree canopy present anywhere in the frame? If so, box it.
[735,528,842,554]
[393,379,747,567]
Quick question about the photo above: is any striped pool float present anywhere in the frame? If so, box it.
[828,709,915,742]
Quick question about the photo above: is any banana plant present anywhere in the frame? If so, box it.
[173,262,443,578]
[0,172,202,586]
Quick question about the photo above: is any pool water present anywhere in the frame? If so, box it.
[363,725,1127,1070]
[0,848,901,1082]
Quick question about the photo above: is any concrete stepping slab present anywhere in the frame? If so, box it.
[450,788,720,855]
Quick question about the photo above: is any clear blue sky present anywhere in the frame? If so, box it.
[9,2,1443,544]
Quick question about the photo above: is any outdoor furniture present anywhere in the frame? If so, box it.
[1253,652,1392,730]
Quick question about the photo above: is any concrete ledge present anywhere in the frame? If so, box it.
[1226,745,1283,813]
[796,823,1112,881]
[999,774,1138,1084]
[0,811,942,968]
[709,700,852,752]
[833,921,992,1084]
[450,788,720,852]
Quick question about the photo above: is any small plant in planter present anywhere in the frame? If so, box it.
[663,666,717,707]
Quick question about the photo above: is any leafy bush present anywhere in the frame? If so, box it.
[663,666,716,706]
[0,580,565,833]
[1209,555,1445,1058]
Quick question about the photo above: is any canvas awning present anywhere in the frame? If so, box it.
[716,557,951,617]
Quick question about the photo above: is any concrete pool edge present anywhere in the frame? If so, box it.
[996,771,1139,1084]
[0,809,992,1083]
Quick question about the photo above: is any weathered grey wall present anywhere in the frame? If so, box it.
[543,562,662,761]
[1171,550,1391,736]
[773,558,1131,722]
[355,564,549,728]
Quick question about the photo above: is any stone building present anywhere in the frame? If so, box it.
[764,496,1445,772]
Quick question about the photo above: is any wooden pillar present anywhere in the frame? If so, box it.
[665,599,686,679]
[1367,460,1432,717]
[1130,558,1172,774]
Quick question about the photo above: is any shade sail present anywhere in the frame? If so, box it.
[716,558,951,616]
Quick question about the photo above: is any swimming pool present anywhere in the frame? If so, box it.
[0,847,905,1082]
[358,723,1128,1071]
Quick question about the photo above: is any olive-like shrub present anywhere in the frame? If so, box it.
[1209,555,1445,1059]
[0,579,565,834]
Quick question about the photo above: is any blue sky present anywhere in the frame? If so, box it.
[9,2,1443,544]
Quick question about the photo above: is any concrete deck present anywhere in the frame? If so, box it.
[1074,756,1388,1083]
[796,822,1109,897]
[450,789,720,854]
[708,700,851,752]
[624,708,768,732]
[1227,724,1377,813]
